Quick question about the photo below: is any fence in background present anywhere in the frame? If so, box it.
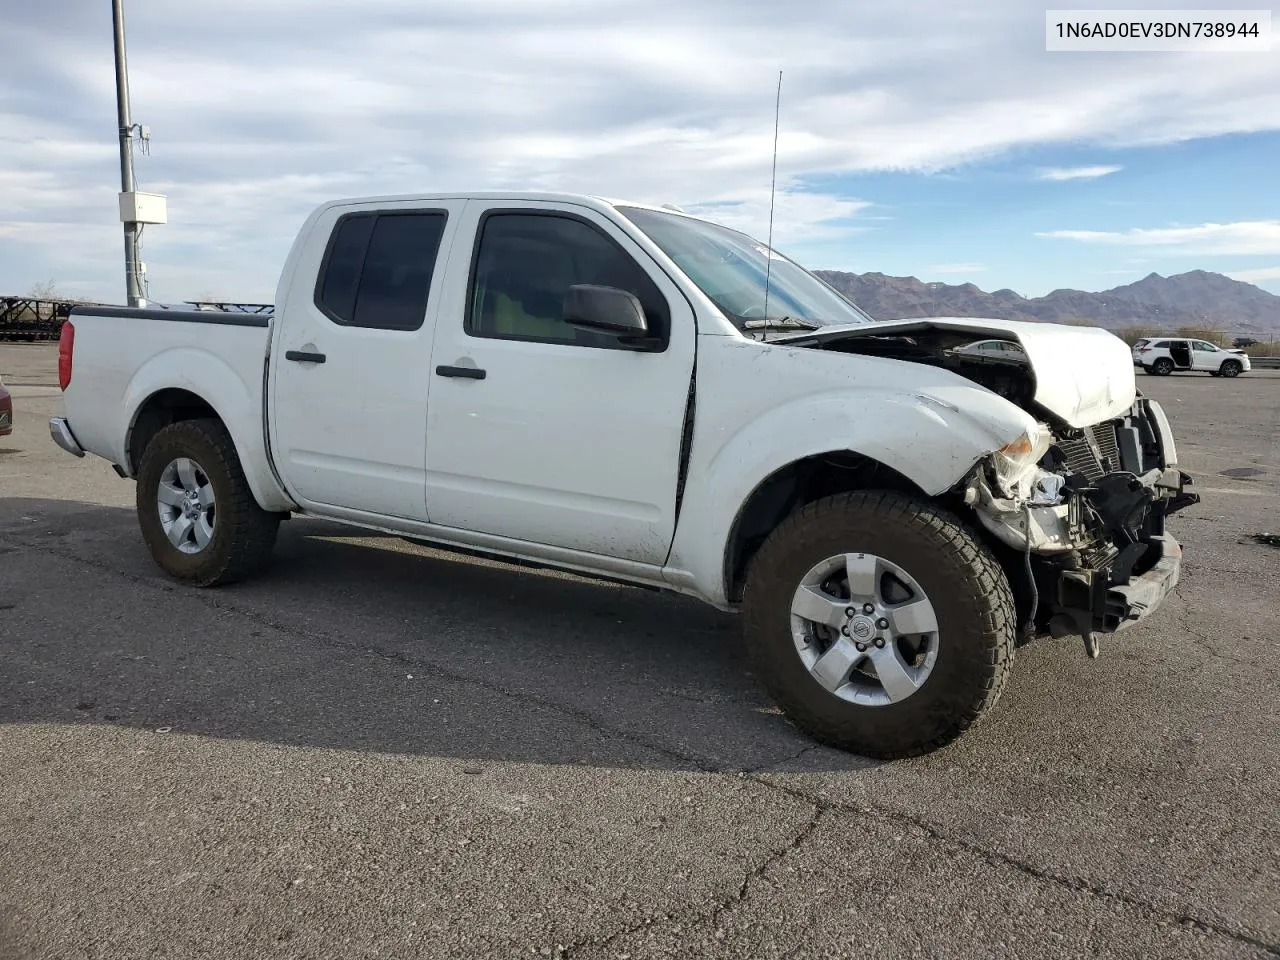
[0,297,275,341]
[0,297,103,341]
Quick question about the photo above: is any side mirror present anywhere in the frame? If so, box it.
[564,284,649,338]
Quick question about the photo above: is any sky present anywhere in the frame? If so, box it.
[2,0,1279,306]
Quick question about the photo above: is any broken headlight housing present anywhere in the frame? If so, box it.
[990,424,1053,499]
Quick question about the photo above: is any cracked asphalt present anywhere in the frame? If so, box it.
[2,344,1278,959]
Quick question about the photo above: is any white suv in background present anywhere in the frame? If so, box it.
[1132,338,1250,377]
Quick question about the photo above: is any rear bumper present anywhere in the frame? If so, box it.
[49,417,85,457]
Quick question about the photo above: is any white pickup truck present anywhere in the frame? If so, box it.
[50,192,1198,758]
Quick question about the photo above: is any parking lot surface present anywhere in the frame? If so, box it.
[2,343,1278,959]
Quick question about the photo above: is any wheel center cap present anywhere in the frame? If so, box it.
[849,616,876,641]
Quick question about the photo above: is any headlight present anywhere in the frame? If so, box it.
[991,425,1052,498]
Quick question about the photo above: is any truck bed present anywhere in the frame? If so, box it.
[60,305,282,508]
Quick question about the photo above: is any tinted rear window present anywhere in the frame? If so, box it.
[315,211,448,331]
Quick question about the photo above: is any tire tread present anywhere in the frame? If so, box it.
[136,418,280,587]
[742,490,1015,759]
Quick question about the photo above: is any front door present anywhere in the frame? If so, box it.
[1191,340,1221,370]
[270,201,465,520]
[423,201,696,565]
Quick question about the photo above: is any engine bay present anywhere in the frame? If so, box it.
[810,330,1039,412]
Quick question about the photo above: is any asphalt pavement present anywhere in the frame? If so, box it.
[2,343,1278,959]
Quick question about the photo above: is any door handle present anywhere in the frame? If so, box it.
[435,365,486,380]
[286,350,326,364]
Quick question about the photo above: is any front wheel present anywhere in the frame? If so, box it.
[1220,359,1242,378]
[742,491,1015,759]
[136,418,281,586]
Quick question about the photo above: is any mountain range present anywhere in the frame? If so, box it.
[813,269,1280,334]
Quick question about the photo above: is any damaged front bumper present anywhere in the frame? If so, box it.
[1056,532,1182,636]
[965,396,1199,652]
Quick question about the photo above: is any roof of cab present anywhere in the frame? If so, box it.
[314,191,705,221]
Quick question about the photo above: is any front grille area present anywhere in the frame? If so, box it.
[1055,420,1122,482]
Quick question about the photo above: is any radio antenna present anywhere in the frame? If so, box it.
[762,70,782,324]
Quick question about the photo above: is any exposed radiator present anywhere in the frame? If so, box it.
[1056,436,1104,482]
[1055,421,1121,482]
[1088,421,1121,473]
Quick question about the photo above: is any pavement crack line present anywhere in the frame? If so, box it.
[6,533,1279,956]
[747,777,1280,957]
[1168,605,1264,671]
[747,743,821,774]
[560,806,826,958]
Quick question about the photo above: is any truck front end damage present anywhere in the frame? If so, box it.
[779,316,1199,655]
[964,397,1198,654]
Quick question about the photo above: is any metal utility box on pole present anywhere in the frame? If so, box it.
[112,0,165,307]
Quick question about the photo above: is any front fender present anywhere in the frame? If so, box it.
[122,348,293,513]
[665,387,1035,606]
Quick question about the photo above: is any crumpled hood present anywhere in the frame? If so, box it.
[783,316,1137,428]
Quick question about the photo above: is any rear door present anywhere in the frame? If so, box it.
[270,201,465,520]
[422,201,696,565]
[1168,340,1192,369]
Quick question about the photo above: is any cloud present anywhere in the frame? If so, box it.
[926,263,987,274]
[1227,266,1280,283]
[1037,165,1123,181]
[1036,221,1280,256]
[2,0,1280,300]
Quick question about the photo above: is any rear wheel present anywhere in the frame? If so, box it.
[136,418,281,586]
[742,491,1015,759]
[1152,358,1174,376]
[1221,359,1242,378]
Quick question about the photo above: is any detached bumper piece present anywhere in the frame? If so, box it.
[49,417,85,457]
[1057,533,1182,635]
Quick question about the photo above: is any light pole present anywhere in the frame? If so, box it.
[111,0,144,306]
[111,0,168,307]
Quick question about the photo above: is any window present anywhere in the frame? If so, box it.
[1193,340,1218,351]
[466,212,669,349]
[617,205,873,329]
[315,211,447,331]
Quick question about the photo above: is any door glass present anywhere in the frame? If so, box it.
[466,213,669,349]
[315,212,448,331]
[317,215,375,323]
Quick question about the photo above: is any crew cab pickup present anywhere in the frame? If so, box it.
[50,192,1198,758]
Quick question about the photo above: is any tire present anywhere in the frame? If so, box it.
[1152,358,1174,376]
[742,491,1015,759]
[136,418,281,586]
[1220,360,1242,378]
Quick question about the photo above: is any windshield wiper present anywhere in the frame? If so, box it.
[742,315,820,331]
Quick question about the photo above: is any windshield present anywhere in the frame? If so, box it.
[616,206,873,331]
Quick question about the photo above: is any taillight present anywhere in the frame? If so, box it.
[58,320,75,391]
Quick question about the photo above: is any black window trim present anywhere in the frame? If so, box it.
[312,207,450,331]
[463,207,673,353]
